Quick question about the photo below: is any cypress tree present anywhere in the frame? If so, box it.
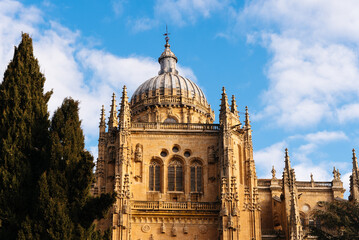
[32,98,115,239]
[0,33,114,239]
[0,33,52,239]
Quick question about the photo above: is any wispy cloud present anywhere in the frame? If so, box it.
[127,17,159,33]
[255,130,349,182]
[128,0,231,32]
[154,0,229,26]
[111,0,127,16]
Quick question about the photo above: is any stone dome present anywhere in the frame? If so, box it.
[131,73,208,106]
[130,37,214,123]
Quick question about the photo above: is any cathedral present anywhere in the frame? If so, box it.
[91,36,359,240]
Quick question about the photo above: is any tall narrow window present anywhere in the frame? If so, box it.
[168,160,183,191]
[149,161,160,191]
[191,161,202,193]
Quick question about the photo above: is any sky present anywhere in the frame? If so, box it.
[1,0,359,198]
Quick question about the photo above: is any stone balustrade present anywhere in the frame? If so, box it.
[131,122,220,131]
[131,200,220,211]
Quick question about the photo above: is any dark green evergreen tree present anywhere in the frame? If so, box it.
[0,33,52,239]
[310,200,359,240]
[0,34,114,239]
[22,98,115,239]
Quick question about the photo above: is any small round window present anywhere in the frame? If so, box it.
[160,150,168,157]
[184,151,191,158]
[172,146,179,153]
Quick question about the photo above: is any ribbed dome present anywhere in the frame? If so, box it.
[130,36,214,123]
[131,72,208,106]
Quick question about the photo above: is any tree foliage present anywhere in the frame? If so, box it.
[0,34,115,239]
[0,33,52,239]
[310,200,359,240]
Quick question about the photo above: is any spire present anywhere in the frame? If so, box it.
[231,95,239,116]
[158,27,178,75]
[245,106,251,128]
[99,105,106,133]
[220,87,230,111]
[285,148,291,171]
[353,148,358,172]
[120,86,128,106]
[108,93,118,129]
[119,85,131,129]
[350,148,359,202]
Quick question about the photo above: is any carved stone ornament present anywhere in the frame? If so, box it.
[208,146,215,163]
[160,222,166,233]
[220,206,228,216]
[141,224,151,233]
[199,225,207,234]
[183,224,189,234]
[171,225,177,236]
[135,143,143,162]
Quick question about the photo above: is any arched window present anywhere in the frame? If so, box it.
[168,160,183,191]
[164,117,177,123]
[149,161,161,191]
[190,161,202,193]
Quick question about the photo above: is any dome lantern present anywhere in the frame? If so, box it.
[130,32,215,124]
[158,31,178,75]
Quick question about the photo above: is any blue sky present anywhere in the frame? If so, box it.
[1,0,359,197]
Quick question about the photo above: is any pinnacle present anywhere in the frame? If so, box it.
[245,106,251,127]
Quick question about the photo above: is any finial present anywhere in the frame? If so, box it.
[120,85,129,107]
[108,93,118,129]
[164,25,170,48]
[353,148,358,171]
[285,148,291,170]
[245,106,251,127]
[220,87,230,112]
[271,166,276,179]
[122,85,127,96]
[353,148,358,163]
[100,105,106,128]
[231,95,239,115]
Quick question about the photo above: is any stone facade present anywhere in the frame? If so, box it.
[91,38,351,240]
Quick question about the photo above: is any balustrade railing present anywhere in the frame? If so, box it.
[131,201,220,211]
[296,181,332,188]
[131,122,220,131]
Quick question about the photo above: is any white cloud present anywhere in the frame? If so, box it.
[254,141,286,178]
[127,0,230,32]
[292,163,331,181]
[337,104,359,123]
[238,0,359,128]
[128,17,159,33]
[255,131,348,182]
[112,0,126,16]
[0,0,42,74]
